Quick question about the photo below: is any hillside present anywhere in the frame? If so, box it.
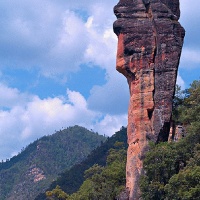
[35,127,128,200]
[0,125,106,200]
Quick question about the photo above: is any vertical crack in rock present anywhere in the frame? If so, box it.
[113,0,185,199]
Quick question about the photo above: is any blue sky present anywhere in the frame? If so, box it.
[0,0,199,160]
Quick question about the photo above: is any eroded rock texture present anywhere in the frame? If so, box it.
[113,0,185,199]
[168,124,186,142]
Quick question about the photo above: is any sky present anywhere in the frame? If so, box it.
[0,0,199,160]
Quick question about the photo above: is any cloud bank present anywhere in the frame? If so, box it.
[0,83,127,159]
[0,0,199,159]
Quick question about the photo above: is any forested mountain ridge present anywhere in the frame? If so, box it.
[35,127,128,200]
[0,125,106,200]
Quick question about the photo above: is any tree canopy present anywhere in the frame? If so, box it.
[46,142,127,200]
[140,80,200,200]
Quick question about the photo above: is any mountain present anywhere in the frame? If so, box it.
[35,126,128,200]
[0,125,106,200]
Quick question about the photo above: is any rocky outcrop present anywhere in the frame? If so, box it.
[28,165,46,183]
[168,123,186,142]
[113,0,185,199]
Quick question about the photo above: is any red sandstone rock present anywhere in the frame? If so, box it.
[113,0,185,199]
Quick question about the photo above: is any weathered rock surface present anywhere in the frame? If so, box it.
[113,0,185,199]
[168,123,186,142]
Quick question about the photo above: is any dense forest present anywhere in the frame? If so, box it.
[35,127,127,199]
[0,126,106,200]
[140,80,200,199]
[46,142,127,200]
[44,80,200,200]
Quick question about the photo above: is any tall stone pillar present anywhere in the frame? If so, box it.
[113,0,185,199]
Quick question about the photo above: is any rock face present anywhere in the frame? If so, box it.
[113,0,185,199]
[168,123,186,142]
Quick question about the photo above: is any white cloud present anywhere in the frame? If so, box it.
[176,74,185,89]
[0,0,119,79]
[179,0,200,67]
[87,73,129,115]
[180,0,199,28]
[0,0,129,161]
[0,1,88,77]
[0,83,33,109]
[181,48,200,66]
[92,114,127,137]
[43,10,88,77]
[0,84,127,160]
[84,6,126,112]
[82,1,130,115]
[84,3,118,72]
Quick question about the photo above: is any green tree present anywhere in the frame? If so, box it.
[140,80,200,200]
[84,164,104,179]
[65,142,127,200]
[46,186,69,200]
[165,144,200,200]
[140,134,200,200]
[140,142,178,200]
[178,80,200,130]
[172,84,185,122]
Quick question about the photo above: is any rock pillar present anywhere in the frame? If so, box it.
[113,0,185,199]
